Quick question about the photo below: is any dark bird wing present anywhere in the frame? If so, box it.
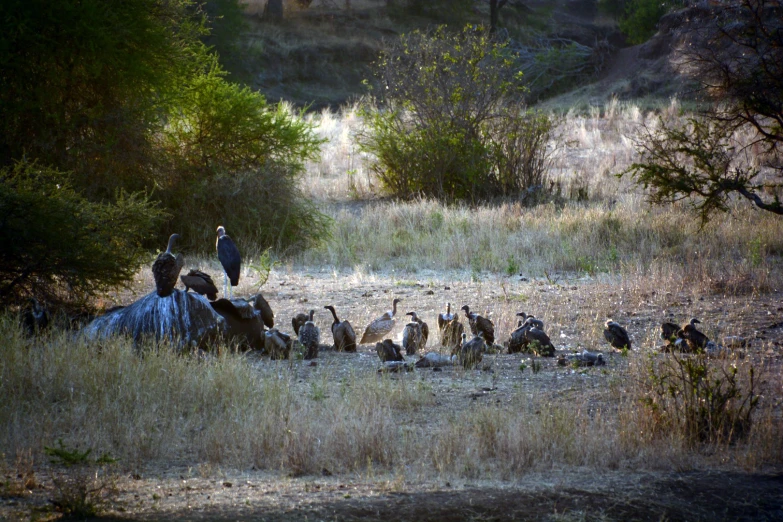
[252,293,275,328]
[334,320,357,352]
[476,316,495,345]
[152,253,183,297]
[180,269,218,300]
[292,313,308,336]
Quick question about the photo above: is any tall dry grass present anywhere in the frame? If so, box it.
[296,98,783,291]
[2,315,780,479]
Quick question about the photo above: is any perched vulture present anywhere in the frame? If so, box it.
[180,269,218,301]
[298,309,320,360]
[152,234,184,297]
[461,305,495,345]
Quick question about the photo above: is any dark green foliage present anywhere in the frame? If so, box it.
[0,161,164,305]
[641,354,759,445]
[0,0,209,198]
[0,0,330,305]
[599,0,684,45]
[360,25,554,202]
[159,65,329,253]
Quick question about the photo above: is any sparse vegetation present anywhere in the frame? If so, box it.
[640,353,759,445]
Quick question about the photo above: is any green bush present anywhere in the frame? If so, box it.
[160,64,330,253]
[1,0,331,295]
[359,25,555,202]
[0,161,164,305]
[641,353,759,445]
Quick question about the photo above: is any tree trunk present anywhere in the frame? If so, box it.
[490,0,508,34]
[265,0,283,21]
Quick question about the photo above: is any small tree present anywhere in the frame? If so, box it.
[359,25,555,202]
[626,0,783,221]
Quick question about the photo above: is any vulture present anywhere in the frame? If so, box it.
[152,233,184,297]
[519,312,544,331]
[603,320,631,350]
[265,328,292,360]
[461,305,495,345]
[360,298,401,344]
[407,311,429,352]
[22,297,50,335]
[298,309,320,360]
[441,317,465,353]
[523,325,556,356]
[324,305,357,352]
[661,321,680,344]
[413,311,429,346]
[402,314,424,356]
[251,293,275,329]
[507,319,528,354]
[375,339,404,362]
[216,226,241,299]
[291,312,309,336]
[180,269,218,301]
[678,318,710,353]
[437,303,455,333]
[459,332,485,369]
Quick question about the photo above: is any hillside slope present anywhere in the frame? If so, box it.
[229,0,691,109]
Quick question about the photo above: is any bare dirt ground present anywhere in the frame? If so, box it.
[3,265,783,521]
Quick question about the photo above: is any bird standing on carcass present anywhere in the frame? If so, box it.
[180,269,218,301]
[152,233,184,297]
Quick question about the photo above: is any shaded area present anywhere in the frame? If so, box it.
[81,471,783,521]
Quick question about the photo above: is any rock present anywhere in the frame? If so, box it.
[82,289,226,351]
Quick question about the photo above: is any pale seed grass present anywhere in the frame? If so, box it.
[2,314,779,480]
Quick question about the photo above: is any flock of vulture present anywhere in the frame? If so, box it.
[141,227,727,369]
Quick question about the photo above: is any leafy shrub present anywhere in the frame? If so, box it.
[159,64,330,254]
[359,25,555,203]
[0,161,164,306]
[44,440,118,518]
[640,353,759,445]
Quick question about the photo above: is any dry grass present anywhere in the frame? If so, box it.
[2,308,780,482]
[2,100,782,520]
[296,98,783,293]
